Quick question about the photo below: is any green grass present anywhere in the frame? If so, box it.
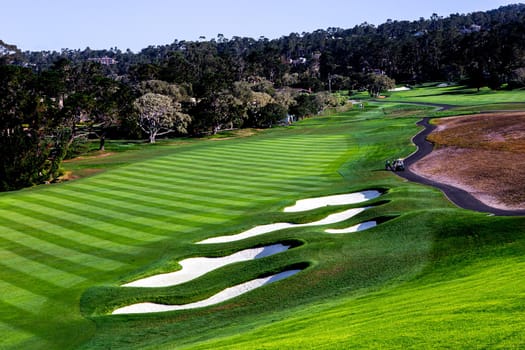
[386,85,525,106]
[351,84,525,109]
[0,90,524,349]
[182,213,525,349]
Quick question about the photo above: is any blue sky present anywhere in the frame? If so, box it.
[0,0,519,52]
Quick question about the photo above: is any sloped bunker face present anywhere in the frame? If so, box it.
[198,207,369,244]
[325,215,398,234]
[112,190,386,315]
[122,243,292,288]
[198,190,384,244]
[325,221,377,234]
[112,269,302,315]
[283,190,382,213]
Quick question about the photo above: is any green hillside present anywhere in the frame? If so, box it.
[1,96,524,349]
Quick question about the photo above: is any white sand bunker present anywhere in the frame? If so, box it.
[113,269,301,315]
[388,86,411,91]
[123,244,290,288]
[198,207,368,244]
[325,221,377,234]
[283,190,380,213]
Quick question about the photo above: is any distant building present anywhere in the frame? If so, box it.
[460,24,482,34]
[0,44,16,56]
[88,56,118,65]
[289,57,307,65]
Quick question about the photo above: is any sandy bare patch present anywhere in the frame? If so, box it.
[209,129,262,141]
[325,221,377,234]
[113,191,383,315]
[388,86,411,91]
[123,244,290,288]
[64,152,114,162]
[284,190,380,212]
[112,269,301,314]
[411,113,525,210]
[198,191,383,244]
[197,207,368,244]
[59,168,104,181]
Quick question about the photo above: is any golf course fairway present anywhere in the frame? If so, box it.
[1,87,524,349]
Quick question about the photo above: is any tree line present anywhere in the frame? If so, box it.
[1,4,525,191]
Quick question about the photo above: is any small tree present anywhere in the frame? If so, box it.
[290,94,321,118]
[366,74,396,97]
[259,103,288,127]
[509,67,525,89]
[133,93,191,143]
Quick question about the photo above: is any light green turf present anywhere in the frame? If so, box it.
[181,213,525,349]
[387,85,525,106]
[1,91,524,349]
[351,84,525,107]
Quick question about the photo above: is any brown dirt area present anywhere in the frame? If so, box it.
[63,151,115,162]
[59,168,105,181]
[208,128,262,141]
[410,112,525,210]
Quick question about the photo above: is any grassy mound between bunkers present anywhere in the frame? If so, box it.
[0,93,524,349]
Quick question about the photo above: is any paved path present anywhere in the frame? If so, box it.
[397,117,525,216]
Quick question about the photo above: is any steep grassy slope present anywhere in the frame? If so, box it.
[181,213,525,349]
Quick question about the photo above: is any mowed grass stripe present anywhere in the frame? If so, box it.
[101,168,327,195]
[57,185,241,223]
[0,114,365,349]
[113,135,349,179]
[137,163,323,183]
[72,176,253,213]
[114,154,327,181]
[0,231,122,275]
[56,183,223,230]
[152,134,349,159]
[0,321,34,349]
[0,250,86,287]
[109,161,334,190]
[20,193,177,240]
[151,150,343,175]
[80,175,326,223]
[63,182,230,225]
[0,213,140,260]
[5,203,150,246]
[80,135,346,202]
[94,171,324,207]
[24,187,232,238]
[0,280,49,313]
[42,188,231,228]
[75,172,290,208]
[137,160,336,183]
[151,147,345,169]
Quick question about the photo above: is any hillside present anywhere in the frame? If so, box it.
[0,87,524,348]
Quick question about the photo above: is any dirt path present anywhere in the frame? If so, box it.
[397,116,525,216]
